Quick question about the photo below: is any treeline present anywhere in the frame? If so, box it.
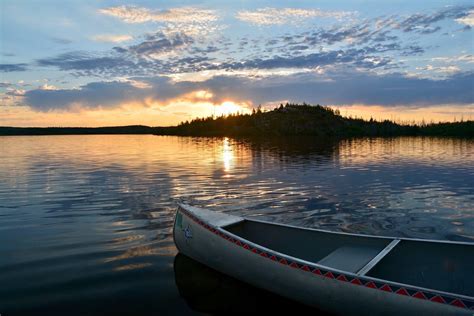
[0,125,154,136]
[156,103,474,138]
[1,104,472,137]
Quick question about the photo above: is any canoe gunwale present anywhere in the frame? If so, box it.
[176,204,474,310]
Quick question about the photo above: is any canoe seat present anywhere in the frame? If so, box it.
[318,246,382,273]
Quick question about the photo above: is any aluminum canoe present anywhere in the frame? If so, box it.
[173,203,474,315]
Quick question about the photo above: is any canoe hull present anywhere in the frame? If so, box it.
[173,207,471,316]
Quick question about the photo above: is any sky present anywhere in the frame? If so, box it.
[0,0,473,127]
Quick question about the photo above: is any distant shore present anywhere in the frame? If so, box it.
[1,104,473,137]
[0,125,156,136]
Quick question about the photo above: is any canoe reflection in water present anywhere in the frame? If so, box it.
[174,253,332,315]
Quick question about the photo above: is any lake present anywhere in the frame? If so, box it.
[1,135,473,315]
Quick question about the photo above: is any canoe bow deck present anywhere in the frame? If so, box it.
[173,204,474,315]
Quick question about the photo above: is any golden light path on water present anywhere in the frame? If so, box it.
[222,137,234,173]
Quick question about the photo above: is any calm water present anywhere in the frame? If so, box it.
[0,135,473,315]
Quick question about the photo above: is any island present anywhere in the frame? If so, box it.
[1,104,473,137]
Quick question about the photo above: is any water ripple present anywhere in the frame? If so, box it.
[0,135,473,314]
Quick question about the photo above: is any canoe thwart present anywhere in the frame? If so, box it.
[357,239,401,276]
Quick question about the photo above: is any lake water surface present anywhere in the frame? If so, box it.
[1,135,473,315]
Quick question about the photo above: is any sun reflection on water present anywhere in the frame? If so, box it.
[222,137,234,173]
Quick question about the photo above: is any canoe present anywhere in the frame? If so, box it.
[173,253,321,314]
[173,203,474,315]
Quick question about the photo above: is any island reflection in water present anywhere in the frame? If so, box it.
[0,135,472,315]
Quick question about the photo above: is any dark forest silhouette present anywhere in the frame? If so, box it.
[1,103,472,137]
[157,103,473,137]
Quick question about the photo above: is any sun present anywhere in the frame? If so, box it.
[215,101,248,116]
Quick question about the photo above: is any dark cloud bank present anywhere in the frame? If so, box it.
[23,71,474,111]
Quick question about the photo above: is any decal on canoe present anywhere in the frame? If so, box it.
[177,206,474,311]
[183,225,193,241]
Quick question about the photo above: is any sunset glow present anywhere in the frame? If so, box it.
[215,101,251,117]
[0,1,472,126]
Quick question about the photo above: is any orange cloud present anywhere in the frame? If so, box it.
[0,92,252,127]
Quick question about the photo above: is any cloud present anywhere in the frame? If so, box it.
[200,71,474,107]
[5,88,25,96]
[51,37,73,44]
[302,23,376,46]
[236,7,354,25]
[0,82,14,88]
[40,83,59,90]
[431,54,474,63]
[35,36,203,77]
[292,24,408,54]
[36,52,142,77]
[0,63,27,72]
[99,5,155,23]
[456,10,474,26]
[397,5,474,34]
[290,7,472,47]
[99,5,219,36]
[24,81,152,111]
[215,48,394,71]
[23,77,189,111]
[92,34,133,43]
[168,67,314,83]
[99,6,216,24]
[22,70,474,112]
[415,65,461,74]
[265,22,417,56]
[37,36,406,80]
[31,5,474,83]
[127,32,193,57]
[33,38,414,81]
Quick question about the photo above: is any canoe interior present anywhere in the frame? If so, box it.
[224,220,391,273]
[367,240,474,297]
[224,220,474,297]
